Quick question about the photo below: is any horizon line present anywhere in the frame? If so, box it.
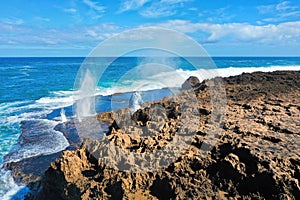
[1,55,300,58]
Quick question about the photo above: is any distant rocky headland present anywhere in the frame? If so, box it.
[6,70,300,199]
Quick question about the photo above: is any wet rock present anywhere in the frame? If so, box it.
[54,121,81,148]
[4,152,62,185]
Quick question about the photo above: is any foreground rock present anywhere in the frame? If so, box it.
[38,71,299,199]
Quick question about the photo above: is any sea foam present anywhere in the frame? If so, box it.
[0,169,30,200]
[3,119,69,163]
[35,65,300,109]
[95,65,300,95]
[0,64,299,199]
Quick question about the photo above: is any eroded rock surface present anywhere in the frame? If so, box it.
[37,71,300,199]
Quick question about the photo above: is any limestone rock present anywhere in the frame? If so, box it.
[21,71,300,199]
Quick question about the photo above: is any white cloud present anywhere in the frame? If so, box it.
[83,0,105,12]
[149,20,300,44]
[85,23,121,40]
[63,8,77,13]
[257,5,273,14]
[160,0,191,3]
[1,17,24,25]
[199,6,234,23]
[7,40,17,44]
[0,22,121,47]
[257,1,298,13]
[119,0,193,18]
[86,30,98,38]
[257,1,300,22]
[1,16,299,53]
[119,0,150,12]
[276,1,298,11]
[140,0,190,18]
[35,17,50,22]
[188,7,197,11]
[140,4,177,18]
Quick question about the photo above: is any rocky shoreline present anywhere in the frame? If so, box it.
[6,70,300,199]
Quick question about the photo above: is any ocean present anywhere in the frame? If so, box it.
[0,57,300,199]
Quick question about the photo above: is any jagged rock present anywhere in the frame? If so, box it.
[18,71,300,199]
[97,111,114,124]
[182,76,200,88]
[181,76,207,92]
[181,76,200,89]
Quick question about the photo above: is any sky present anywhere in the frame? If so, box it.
[0,0,300,57]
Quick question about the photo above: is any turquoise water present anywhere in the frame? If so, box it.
[0,57,300,198]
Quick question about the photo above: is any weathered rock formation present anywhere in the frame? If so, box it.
[26,71,300,199]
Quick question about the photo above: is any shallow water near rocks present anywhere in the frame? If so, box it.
[1,57,300,198]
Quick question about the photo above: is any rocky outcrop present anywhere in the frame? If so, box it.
[181,76,207,92]
[37,71,299,199]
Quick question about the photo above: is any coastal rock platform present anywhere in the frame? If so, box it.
[12,71,300,199]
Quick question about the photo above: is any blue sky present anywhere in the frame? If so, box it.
[0,0,300,56]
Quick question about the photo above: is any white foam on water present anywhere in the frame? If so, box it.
[3,119,69,163]
[52,90,76,96]
[0,103,70,199]
[0,64,299,198]
[170,65,300,85]
[35,90,80,111]
[1,65,299,136]
[0,101,32,113]
[24,65,300,116]
[95,84,163,96]
[2,110,51,126]
[35,90,83,112]
[0,65,35,71]
[95,65,300,95]
[206,65,300,79]
[35,95,74,108]
[0,169,30,200]
[20,65,35,70]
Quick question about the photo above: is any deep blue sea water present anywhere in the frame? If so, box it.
[0,57,300,199]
